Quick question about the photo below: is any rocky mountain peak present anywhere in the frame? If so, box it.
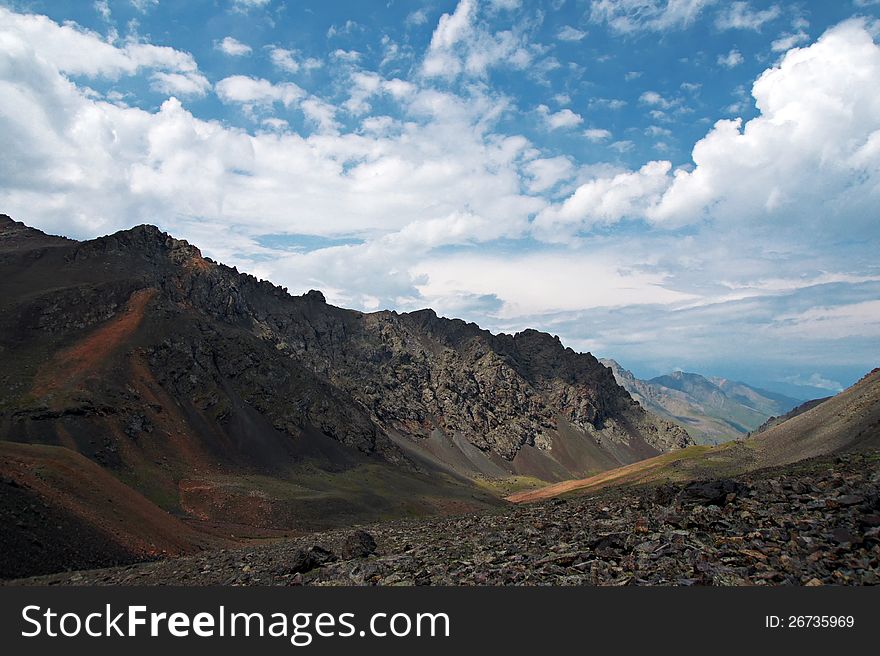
[303,289,326,303]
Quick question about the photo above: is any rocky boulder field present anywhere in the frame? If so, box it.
[9,450,879,586]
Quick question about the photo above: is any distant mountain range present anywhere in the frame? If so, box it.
[509,368,879,503]
[599,359,802,444]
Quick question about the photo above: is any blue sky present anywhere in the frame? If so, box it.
[1,0,879,399]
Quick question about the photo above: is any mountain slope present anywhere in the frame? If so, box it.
[752,396,831,435]
[599,359,801,444]
[0,440,222,578]
[509,368,879,503]
[0,214,690,551]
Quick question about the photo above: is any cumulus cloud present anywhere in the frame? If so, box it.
[0,7,206,84]
[1,6,210,98]
[639,90,678,108]
[590,0,715,34]
[534,161,672,238]
[537,104,583,129]
[215,75,303,111]
[421,0,535,79]
[269,47,321,73]
[651,19,880,228]
[538,19,880,238]
[216,36,252,57]
[150,71,211,97]
[523,156,574,192]
[715,2,780,31]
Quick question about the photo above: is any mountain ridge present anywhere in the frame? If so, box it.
[0,215,691,576]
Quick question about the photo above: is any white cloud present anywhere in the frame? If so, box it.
[406,9,429,26]
[523,156,574,192]
[232,0,270,10]
[214,75,303,111]
[94,1,111,22]
[610,139,635,153]
[300,97,339,132]
[639,90,678,108]
[0,8,546,303]
[717,49,744,68]
[715,2,780,31]
[0,8,204,82]
[590,0,715,34]
[651,19,880,228]
[421,0,535,79]
[537,104,583,129]
[584,128,612,141]
[488,0,522,10]
[415,251,695,318]
[131,0,159,13]
[150,71,210,97]
[269,47,321,73]
[781,373,844,392]
[590,97,627,110]
[331,49,362,63]
[771,31,809,52]
[534,161,672,238]
[557,25,587,41]
[216,36,251,57]
[533,19,880,242]
[773,301,880,341]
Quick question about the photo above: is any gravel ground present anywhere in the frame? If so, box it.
[7,451,880,586]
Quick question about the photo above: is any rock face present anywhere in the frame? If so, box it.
[0,217,690,547]
[600,358,801,444]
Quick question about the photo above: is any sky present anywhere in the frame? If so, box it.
[0,0,878,399]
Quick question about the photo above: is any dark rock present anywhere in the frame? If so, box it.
[684,479,749,505]
[340,530,377,559]
[834,495,863,507]
[654,483,680,505]
[307,545,336,566]
[830,527,860,545]
[860,513,880,527]
[304,289,326,303]
[280,545,336,575]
